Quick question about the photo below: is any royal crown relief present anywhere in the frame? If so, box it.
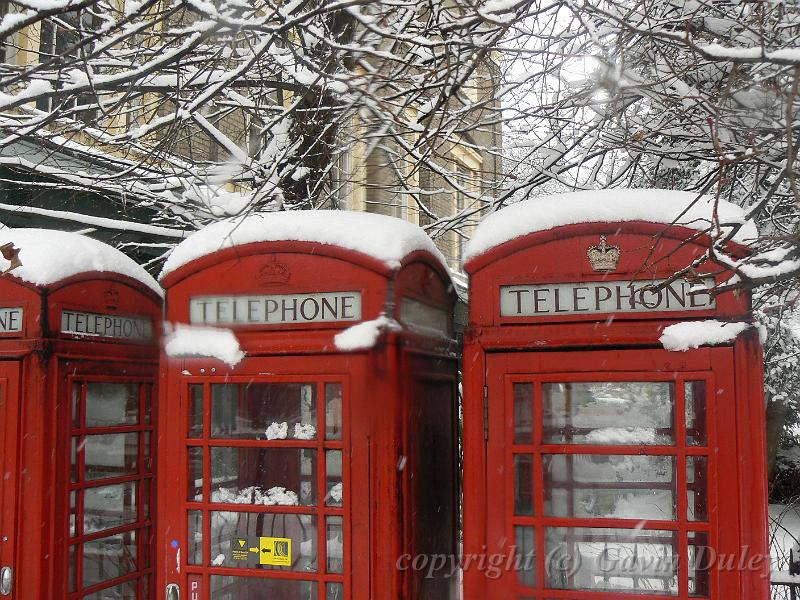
[499,234,715,317]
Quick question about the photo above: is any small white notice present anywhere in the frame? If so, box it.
[0,307,23,333]
[190,292,362,326]
[500,279,715,317]
[61,310,153,341]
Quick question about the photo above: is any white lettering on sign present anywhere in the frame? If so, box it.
[0,307,23,333]
[500,279,715,317]
[189,292,362,326]
[61,310,154,341]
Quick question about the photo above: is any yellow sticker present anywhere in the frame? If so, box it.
[258,536,292,566]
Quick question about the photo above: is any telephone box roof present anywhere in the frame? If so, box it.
[159,210,448,280]
[0,228,162,295]
[464,189,758,263]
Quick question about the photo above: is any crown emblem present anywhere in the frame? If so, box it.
[104,286,120,310]
[587,235,621,272]
[257,257,291,286]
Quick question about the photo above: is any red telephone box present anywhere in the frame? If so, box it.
[462,190,769,600]
[156,211,459,600]
[0,229,162,600]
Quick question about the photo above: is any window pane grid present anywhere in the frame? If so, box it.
[507,374,714,598]
[185,379,347,588]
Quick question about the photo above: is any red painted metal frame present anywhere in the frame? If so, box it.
[0,361,21,600]
[0,272,161,600]
[462,221,768,600]
[157,240,460,600]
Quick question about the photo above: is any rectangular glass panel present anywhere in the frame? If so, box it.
[83,581,137,599]
[515,526,536,587]
[688,531,711,597]
[546,527,678,594]
[210,576,318,599]
[687,456,708,522]
[83,482,137,534]
[82,530,137,588]
[69,491,77,537]
[543,382,675,445]
[143,384,152,425]
[84,433,138,480]
[72,383,81,428]
[210,447,317,506]
[325,383,343,440]
[211,383,317,439]
[188,510,202,566]
[514,383,534,444]
[85,383,139,427]
[544,454,676,520]
[685,381,707,446]
[188,384,203,438]
[326,583,344,600]
[68,544,77,592]
[326,449,343,507]
[514,454,534,516]
[209,511,317,572]
[327,515,344,573]
[187,447,203,502]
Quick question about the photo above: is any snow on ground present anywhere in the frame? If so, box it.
[160,210,449,278]
[334,315,401,351]
[163,323,244,366]
[464,189,757,261]
[0,228,162,295]
[770,503,800,588]
[660,319,752,351]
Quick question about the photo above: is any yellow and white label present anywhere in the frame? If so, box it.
[248,536,292,566]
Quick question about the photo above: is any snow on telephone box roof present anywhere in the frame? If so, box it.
[0,228,162,296]
[464,189,759,263]
[159,210,449,280]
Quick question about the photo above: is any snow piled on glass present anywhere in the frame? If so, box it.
[464,188,758,261]
[0,228,161,294]
[160,210,449,279]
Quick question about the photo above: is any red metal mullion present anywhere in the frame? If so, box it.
[533,380,545,595]
[704,371,719,600]
[75,382,87,592]
[202,383,212,570]
[537,587,681,600]
[317,381,327,580]
[69,472,148,491]
[676,376,689,598]
[341,376,351,597]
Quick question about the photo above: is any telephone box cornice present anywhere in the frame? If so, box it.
[464,221,750,275]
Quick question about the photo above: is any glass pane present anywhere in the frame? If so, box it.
[688,531,711,596]
[211,383,317,439]
[326,383,343,440]
[84,433,138,480]
[544,454,676,520]
[187,447,203,502]
[86,383,139,427]
[143,385,152,425]
[210,447,317,506]
[188,384,203,438]
[515,526,536,587]
[143,432,152,473]
[514,383,534,444]
[687,456,708,522]
[83,581,137,599]
[327,516,344,573]
[83,482,137,534]
[69,491,77,537]
[188,510,203,565]
[209,511,317,572]
[210,576,317,599]
[72,383,81,428]
[83,530,137,588]
[68,544,77,592]
[326,582,344,600]
[71,437,79,483]
[543,382,675,445]
[685,381,707,446]
[326,450,343,507]
[546,527,678,594]
[514,454,534,516]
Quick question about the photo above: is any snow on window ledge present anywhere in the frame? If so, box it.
[334,315,401,351]
[659,319,754,352]
[163,323,244,366]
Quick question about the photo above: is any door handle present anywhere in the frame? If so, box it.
[166,583,179,600]
[0,566,12,596]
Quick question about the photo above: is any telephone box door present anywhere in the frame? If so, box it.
[162,357,351,600]
[485,348,738,600]
[0,362,20,599]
